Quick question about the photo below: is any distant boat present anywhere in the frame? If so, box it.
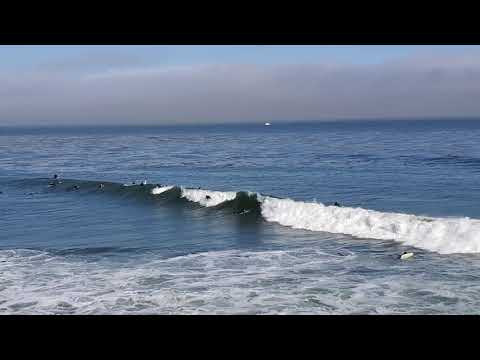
[264,122,271,126]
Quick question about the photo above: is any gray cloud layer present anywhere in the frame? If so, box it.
[1,53,480,126]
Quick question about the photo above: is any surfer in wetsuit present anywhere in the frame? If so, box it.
[205,195,211,200]
[49,174,58,185]
[333,202,341,207]
[49,174,63,187]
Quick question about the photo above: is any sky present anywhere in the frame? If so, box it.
[1,45,480,126]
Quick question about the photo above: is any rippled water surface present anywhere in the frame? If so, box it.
[1,120,480,314]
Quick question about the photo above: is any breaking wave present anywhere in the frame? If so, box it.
[260,197,480,254]
[14,177,480,255]
[181,188,237,207]
[151,185,174,195]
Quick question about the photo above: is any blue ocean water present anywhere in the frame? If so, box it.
[1,119,480,314]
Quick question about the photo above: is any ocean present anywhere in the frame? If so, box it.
[1,119,480,314]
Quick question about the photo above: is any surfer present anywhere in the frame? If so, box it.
[98,184,105,190]
[205,195,211,200]
[49,174,63,186]
[49,174,59,187]
[333,202,341,207]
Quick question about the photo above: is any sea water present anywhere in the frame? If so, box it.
[1,119,480,314]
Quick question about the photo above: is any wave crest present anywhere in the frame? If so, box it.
[260,197,480,254]
[151,186,174,195]
[180,188,237,207]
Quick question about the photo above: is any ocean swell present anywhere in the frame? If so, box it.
[15,178,480,255]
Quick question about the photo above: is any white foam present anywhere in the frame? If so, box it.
[260,197,480,254]
[181,188,237,207]
[151,186,174,195]
[1,248,477,314]
[0,248,357,314]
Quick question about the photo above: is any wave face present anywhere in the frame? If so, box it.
[180,188,237,207]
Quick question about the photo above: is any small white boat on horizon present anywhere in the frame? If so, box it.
[264,122,271,126]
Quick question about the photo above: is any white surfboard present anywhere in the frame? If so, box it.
[400,252,414,260]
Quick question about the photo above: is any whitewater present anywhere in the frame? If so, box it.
[148,186,480,255]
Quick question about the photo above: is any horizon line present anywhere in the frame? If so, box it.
[2,116,480,130]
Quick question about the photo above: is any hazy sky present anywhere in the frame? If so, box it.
[1,45,480,126]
